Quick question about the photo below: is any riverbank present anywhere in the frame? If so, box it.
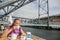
[21,26,60,31]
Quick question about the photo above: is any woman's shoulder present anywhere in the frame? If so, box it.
[19,26,22,29]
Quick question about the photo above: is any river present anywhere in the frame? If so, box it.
[22,27,60,40]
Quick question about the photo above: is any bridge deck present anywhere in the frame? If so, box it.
[0,21,60,28]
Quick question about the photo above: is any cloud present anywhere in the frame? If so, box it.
[49,0,60,12]
[40,0,60,18]
[10,1,38,19]
[49,0,60,7]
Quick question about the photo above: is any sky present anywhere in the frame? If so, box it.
[0,0,60,19]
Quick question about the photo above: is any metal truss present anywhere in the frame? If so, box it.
[38,0,49,27]
[0,0,35,18]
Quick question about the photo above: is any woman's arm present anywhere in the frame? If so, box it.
[1,28,13,37]
[20,29,26,35]
[1,26,18,37]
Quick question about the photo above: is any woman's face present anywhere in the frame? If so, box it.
[13,20,20,26]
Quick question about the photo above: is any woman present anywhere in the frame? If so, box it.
[1,18,26,38]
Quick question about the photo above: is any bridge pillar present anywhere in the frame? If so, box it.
[38,0,49,27]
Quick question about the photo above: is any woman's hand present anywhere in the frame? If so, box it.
[1,28,13,38]
[12,26,17,30]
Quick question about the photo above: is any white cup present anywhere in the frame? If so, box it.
[21,35,26,40]
[11,33,17,40]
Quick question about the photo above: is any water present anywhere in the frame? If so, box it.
[22,27,60,40]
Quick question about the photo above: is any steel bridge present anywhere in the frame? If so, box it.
[0,0,60,28]
[0,16,60,28]
[0,0,35,18]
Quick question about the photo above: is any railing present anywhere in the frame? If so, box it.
[49,22,60,25]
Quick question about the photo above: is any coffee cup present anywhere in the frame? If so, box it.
[11,33,17,40]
